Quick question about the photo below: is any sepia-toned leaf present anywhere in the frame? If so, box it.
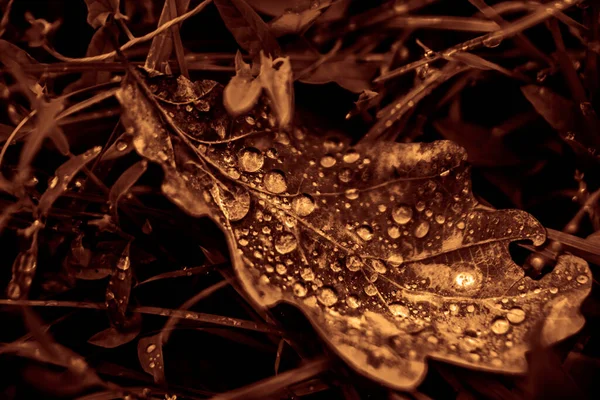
[117,72,591,390]
[269,8,322,37]
[88,324,141,348]
[223,51,263,116]
[36,146,102,217]
[299,59,378,93]
[214,0,280,57]
[137,334,166,384]
[109,159,148,213]
[84,0,126,29]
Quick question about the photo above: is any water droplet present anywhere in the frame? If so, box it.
[146,344,157,353]
[346,255,363,271]
[466,305,475,313]
[414,220,430,238]
[345,188,359,200]
[483,36,502,48]
[301,268,315,281]
[576,274,589,284]
[239,147,264,173]
[343,149,360,163]
[392,205,413,225]
[387,226,401,239]
[263,170,287,193]
[387,253,403,267]
[275,233,297,254]
[454,272,476,289]
[346,295,361,308]
[356,225,374,241]
[245,116,256,125]
[435,215,446,224]
[506,308,526,324]
[456,221,466,230]
[549,287,558,294]
[389,303,409,317]
[266,148,278,159]
[320,155,337,168]
[116,141,128,151]
[293,282,307,297]
[364,284,378,296]
[227,167,240,179]
[276,264,287,275]
[292,194,315,217]
[371,259,387,274]
[48,176,59,189]
[338,168,353,183]
[491,318,510,335]
[318,287,338,306]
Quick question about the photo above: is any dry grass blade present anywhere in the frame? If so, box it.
[211,357,331,400]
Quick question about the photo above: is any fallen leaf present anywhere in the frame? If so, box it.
[116,71,591,390]
[214,0,280,57]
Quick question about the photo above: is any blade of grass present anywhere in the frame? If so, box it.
[210,357,331,400]
[375,0,583,83]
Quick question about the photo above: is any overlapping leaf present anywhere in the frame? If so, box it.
[116,70,591,390]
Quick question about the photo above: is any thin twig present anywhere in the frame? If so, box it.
[41,0,212,63]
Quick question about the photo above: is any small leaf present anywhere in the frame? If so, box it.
[245,0,330,16]
[258,52,294,127]
[269,8,322,37]
[214,0,280,57]
[109,160,148,212]
[84,0,126,29]
[299,59,377,93]
[36,147,102,217]
[223,51,263,116]
[6,237,39,300]
[137,334,165,384]
[18,98,70,182]
[23,12,61,47]
[521,85,577,132]
[106,242,133,329]
[88,325,141,348]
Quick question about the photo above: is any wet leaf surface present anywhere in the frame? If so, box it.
[117,71,591,390]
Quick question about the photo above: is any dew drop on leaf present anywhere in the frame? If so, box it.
[345,189,359,200]
[346,255,363,271]
[276,263,287,275]
[274,232,297,254]
[491,318,510,335]
[293,282,307,297]
[414,220,430,238]
[146,344,157,353]
[301,268,315,281]
[364,284,378,296]
[454,271,476,289]
[577,275,589,284]
[346,295,361,308]
[343,149,360,163]
[239,147,264,173]
[387,253,404,267]
[320,154,337,168]
[356,225,374,241]
[263,170,287,193]
[317,287,338,306]
[392,205,413,225]
[387,226,401,239]
[389,303,409,317]
[506,308,526,324]
[292,194,315,216]
[338,168,353,182]
[371,259,387,274]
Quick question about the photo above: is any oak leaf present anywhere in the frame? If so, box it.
[116,70,591,390]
